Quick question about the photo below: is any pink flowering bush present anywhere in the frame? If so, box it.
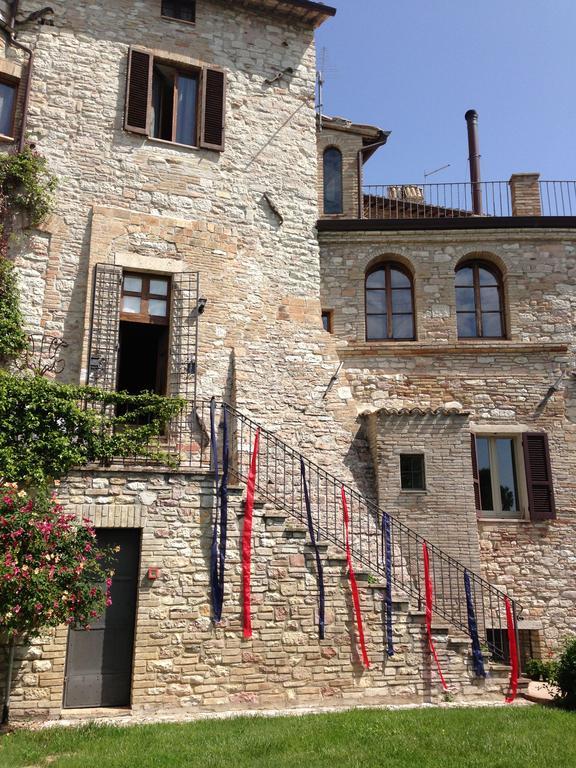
[0,483,114,639]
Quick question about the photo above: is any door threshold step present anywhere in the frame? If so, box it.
[61,707,132,720]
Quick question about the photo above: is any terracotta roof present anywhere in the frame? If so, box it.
[360,404,469,418]
[222,0,336,28]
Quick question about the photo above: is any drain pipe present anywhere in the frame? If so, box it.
[357,136,388,218]
[465,109,482,215]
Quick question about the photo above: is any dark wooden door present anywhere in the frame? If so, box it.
[63,529,140,708]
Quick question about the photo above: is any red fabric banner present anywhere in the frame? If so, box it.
[242,429,260,639]
[422,542,449,692]
[505,596,519,703]
[341,487,371,670]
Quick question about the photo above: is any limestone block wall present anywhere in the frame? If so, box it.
[319,226,576,651]
[1,468,508,721]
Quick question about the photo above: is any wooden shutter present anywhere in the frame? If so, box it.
[470,434,481,510]
[87,264,122,390]
[200,67,226,151]
[522,432,556,521]
[125,47,153,135]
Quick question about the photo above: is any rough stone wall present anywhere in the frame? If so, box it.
[1,469,508,721]
[368,412,481,570]
[319,227,576,651]
[0,1,375,491]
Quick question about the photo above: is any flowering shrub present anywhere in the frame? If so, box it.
[0,483,114,639]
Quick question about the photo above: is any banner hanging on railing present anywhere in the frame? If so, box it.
[341,488,370,669]
[382,513,394,657]
[300,459,326,640]
[464,569,486,678]
[422,542,449,692]
[505,596,519,703]
[242,428,260,639]
[209,398,224,623]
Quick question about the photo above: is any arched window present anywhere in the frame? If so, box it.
[365,262,415,340]
[323,147,343,214]
[455,260,505,338]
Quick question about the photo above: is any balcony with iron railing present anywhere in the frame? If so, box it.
[361,176,576,221]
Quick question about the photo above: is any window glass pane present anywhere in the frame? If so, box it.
[455,266,474,286]
[477,437,493,511]
[480,286,501,311]
[149,299,168,317]
[482,312,503,337]
[390,268,410,288]
[0,81,15,136]
[479,267,498,286]
[122,296,141,314]
[400,454,425,490]
[457,312,477,338]
[391,288,413,313]
[366,289,387,313]
[176,74,198,146]
[366,315,387,340]
[495,439,520,513]
[392,313,414,339]
[456,286,475,311]
[162,0,196,21]
[323,148,343,214]
[366,269,386,289]
[123,276,143,293]
[152,66,175,141]
[150,279,169,296]
[321,312,331,332]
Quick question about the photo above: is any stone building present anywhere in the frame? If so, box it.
[0,0,575,720]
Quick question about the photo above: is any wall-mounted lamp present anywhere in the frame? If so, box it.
[197,297,208,315]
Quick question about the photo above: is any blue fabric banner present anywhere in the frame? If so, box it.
[464,569,487,678]
[300,458,326,640]
[382,513,395,657]
[209,398,228,624]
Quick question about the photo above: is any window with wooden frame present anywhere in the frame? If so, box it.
[471,432,555,521]
[400,454,426,491]
[365,262,415,341]
[455,260,505,339]
[125,47,226,151]
[118,273,172,396]
[323,147,343,214]
[161,0,196,23]
[0,75,18,139]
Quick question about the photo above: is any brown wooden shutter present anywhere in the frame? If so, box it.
[470,434,481,510]
[200,67,226,151]
[522,432,556,521]
[125,47,153,135]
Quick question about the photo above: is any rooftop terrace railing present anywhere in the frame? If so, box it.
[362,180,576,220]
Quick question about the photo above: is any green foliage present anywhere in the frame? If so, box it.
[0,484,114,640]
[0,144,57,227]
[0,259,27,364]
[524,657,558,683]
[0,371,185,484]
[556,636,576,710]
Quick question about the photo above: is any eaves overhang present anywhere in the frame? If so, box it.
[221,0,337,28]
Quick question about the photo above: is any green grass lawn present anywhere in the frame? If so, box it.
[1,706,574,768]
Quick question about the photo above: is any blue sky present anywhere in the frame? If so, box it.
[316,0,576,185]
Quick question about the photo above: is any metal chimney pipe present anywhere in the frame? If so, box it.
[465,109,482,215]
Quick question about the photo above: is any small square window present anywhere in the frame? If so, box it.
[161,0,196,23]
[400,454,426,491]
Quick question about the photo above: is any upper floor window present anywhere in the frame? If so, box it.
[0,77,17,138]
[323,147,343,214]
[121,273,170,325]
[365,262,415,341]
[455,260,505,338]
[125,47,226,151]
[161,0,196,23]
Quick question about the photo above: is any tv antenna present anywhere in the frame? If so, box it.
[424,163,451,186]
[316,47,327,129]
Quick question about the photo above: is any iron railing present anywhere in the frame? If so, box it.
[362,180,576,220]
[196,400,521,668]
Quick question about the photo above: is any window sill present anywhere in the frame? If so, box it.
[160,16,197,27]
[147,136,199,152]
[0,133,15,144]
[339,340,569,358]
[477,517,530,524]
[400,489,427,494]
